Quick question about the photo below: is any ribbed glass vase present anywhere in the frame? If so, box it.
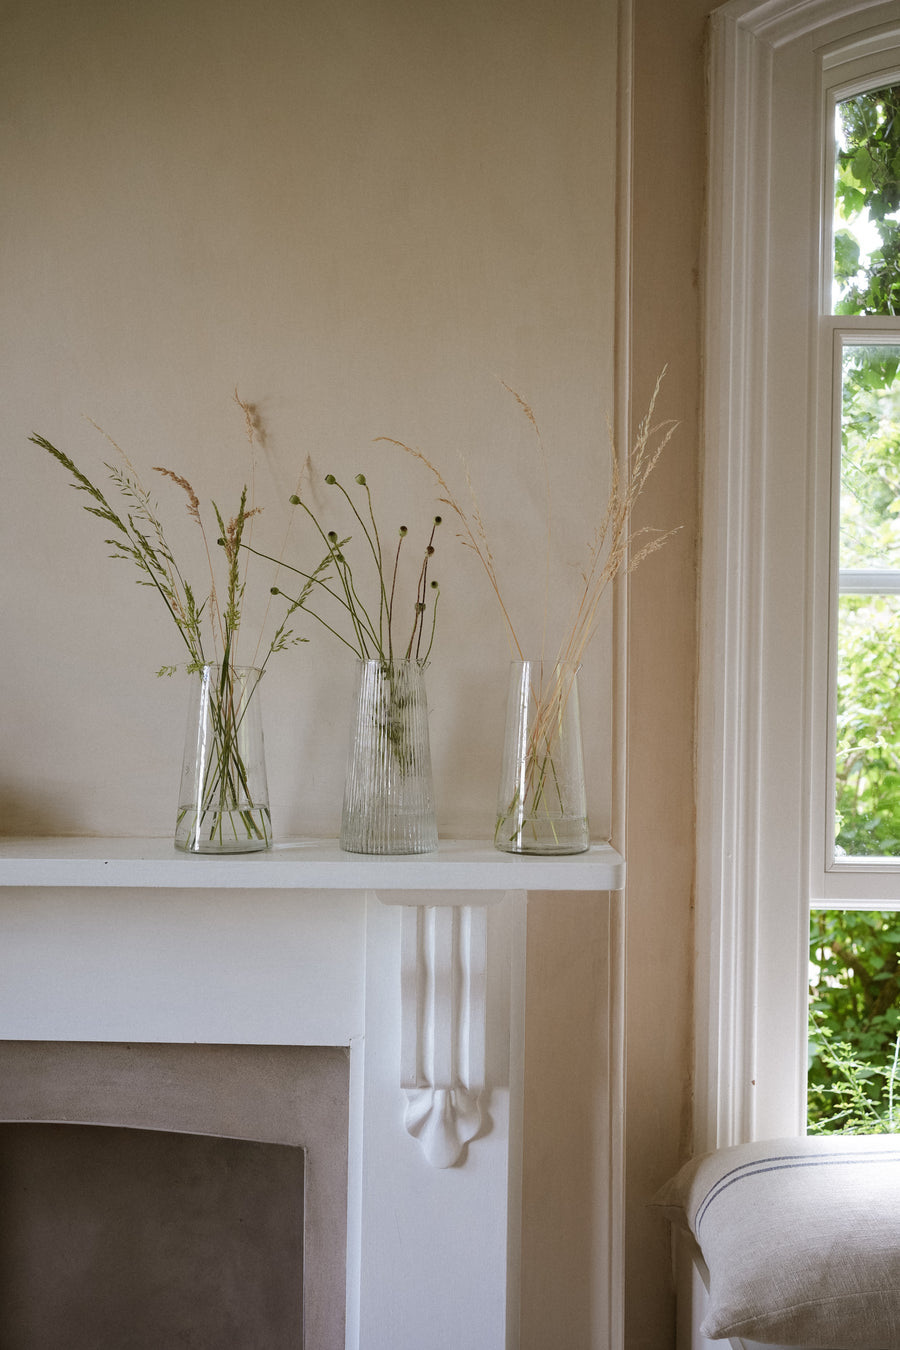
[494,659,589,854]
[174,663,271,854]
[340,658,438,854]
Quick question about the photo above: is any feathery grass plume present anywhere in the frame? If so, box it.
[31,432,208,667]
[30,406,314,851]
[380,368,679,671]
[30,411,310,677]
[379,371,680,849]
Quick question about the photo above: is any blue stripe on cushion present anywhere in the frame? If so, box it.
[695,1149,900,1231]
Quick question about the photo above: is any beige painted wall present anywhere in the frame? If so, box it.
[624,0,709,1344]
[2,0,707,1345]
[520,3,708,1344]
[2,0,618,844]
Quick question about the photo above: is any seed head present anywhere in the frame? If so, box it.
[325,473,337,485]
[355,473,367,486]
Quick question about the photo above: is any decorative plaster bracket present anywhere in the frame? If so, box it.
[377,889,505,1167]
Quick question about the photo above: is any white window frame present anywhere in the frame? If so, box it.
[698,0,900,1152]
[826,331,900,898]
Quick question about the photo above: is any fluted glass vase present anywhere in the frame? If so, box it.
[175,663,271,853]
[495,659,589,854]
[340,658,438,854]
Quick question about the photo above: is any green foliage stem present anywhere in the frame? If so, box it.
[252,474,442,667]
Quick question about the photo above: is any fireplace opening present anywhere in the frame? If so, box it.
[0,1123,305,1348]
[0,1041,350,1350]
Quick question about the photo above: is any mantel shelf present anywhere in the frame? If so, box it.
[0,836,625,892]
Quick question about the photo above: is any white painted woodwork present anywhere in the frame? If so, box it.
[399,902,488,1167]
[839,568,900,595]
[0,836,623,1349]
[691,1,900,1345]
[699,0,900,1156]
[0,836,625,891]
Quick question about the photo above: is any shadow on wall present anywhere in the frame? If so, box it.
[0,784,89,838]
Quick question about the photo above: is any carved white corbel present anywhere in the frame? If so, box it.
[377,889,503,1167]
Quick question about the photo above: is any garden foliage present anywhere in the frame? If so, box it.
[809,84,900,1131]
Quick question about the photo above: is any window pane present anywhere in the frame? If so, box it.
[836,593,900,855]
[840,346,900,571]
[836,346,900,856]
[809,909,900,1132]
[833,86,900,315]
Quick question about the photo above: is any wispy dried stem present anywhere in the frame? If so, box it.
[381,367,679,676]
[376,435,525,659]
[31,401,310,681]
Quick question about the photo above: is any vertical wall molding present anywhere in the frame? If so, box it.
[697,0,776,1154]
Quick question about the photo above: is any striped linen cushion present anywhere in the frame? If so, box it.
[653,1135,900,1347]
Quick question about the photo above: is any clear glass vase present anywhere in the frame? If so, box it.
[340,658,438,854]
[175,664,272,853]
[495,660,590,854]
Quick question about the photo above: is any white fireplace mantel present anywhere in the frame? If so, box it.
[0,836,625,1349]
[0,835,625,890]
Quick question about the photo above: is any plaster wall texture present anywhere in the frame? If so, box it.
[0,0,704,1345]
[625,1,710,1344]
[1,0,617,845]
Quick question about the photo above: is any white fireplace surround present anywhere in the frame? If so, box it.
[0,836,625,1349]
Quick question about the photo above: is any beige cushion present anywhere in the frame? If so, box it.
[653,1135,900,1347]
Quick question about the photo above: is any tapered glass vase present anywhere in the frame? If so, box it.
[340,659,438,854]
[495,659,589,854]
[175,663,272,853]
